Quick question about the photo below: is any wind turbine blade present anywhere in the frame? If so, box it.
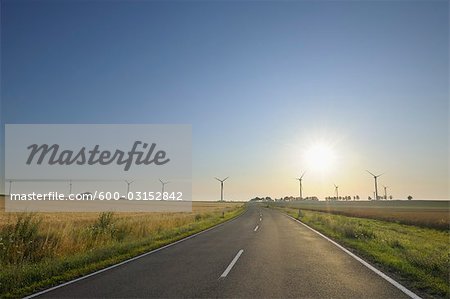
[300,171,306,179]
[366,170,376,177]
[215,177,221,181]
[223,177,229,181]
[159,179,163,184]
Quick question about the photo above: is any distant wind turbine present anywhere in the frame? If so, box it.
[383,185,388,200]
[159,179,169,194]
[125,180,134,199]
[69,180,73,195]
[366,171,383,200]
[215,177,229,202]
[7,180,13,196]
[296,172,306,200]
[334,184,339,199]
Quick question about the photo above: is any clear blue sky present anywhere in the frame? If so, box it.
[1,0,449,200]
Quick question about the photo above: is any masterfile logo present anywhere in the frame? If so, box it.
[26,141,170,171]
[5,124,192,212]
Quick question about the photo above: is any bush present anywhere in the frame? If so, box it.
[0,214,58,265]
[87,212,127,241]
[339,224,357,239]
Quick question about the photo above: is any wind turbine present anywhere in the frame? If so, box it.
[296,172,306,200]
[334,184,339,200]
[366,171,383,200]
[69,180,73,195]
[215,177,229,202]
[7,180,13,196]
[383,185,388,200]
[159,179,169,194]
[125,180,134,199]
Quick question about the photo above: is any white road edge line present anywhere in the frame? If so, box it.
[285,214,422,299]
[254,225,259,232]
[220,249,244,278]
[24,209,248,299]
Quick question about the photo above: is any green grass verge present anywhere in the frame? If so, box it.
[276,207,449,299]
[0,207,245,298]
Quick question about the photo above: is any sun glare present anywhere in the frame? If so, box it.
[304,143,336,173]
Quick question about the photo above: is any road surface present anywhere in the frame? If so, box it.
[37,204,410,298]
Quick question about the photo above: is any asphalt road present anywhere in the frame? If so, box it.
[37,204,410,298]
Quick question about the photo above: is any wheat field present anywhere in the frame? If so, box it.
[0,195,242,261]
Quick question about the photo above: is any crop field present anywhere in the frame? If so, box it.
[272,200,449,230]
[0,196,244,297]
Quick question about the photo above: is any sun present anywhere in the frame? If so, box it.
[304,142,336,173]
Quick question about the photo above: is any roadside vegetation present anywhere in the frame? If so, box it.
[0,200,244,298]
[274,206,449,298]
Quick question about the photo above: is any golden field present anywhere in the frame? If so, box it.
[0,195,242,261]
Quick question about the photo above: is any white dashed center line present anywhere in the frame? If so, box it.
[220,249,244,278]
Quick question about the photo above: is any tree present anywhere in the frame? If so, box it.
[407,195,413,200]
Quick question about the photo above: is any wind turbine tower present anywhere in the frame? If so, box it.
[215,177,229,202]
[383,185,388,200]
[334,184,339,200]
[159,179,169,194]
[367,171,383,200]
[296,172,306,200]
[7,180,13,196]
[125,180,134,199]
